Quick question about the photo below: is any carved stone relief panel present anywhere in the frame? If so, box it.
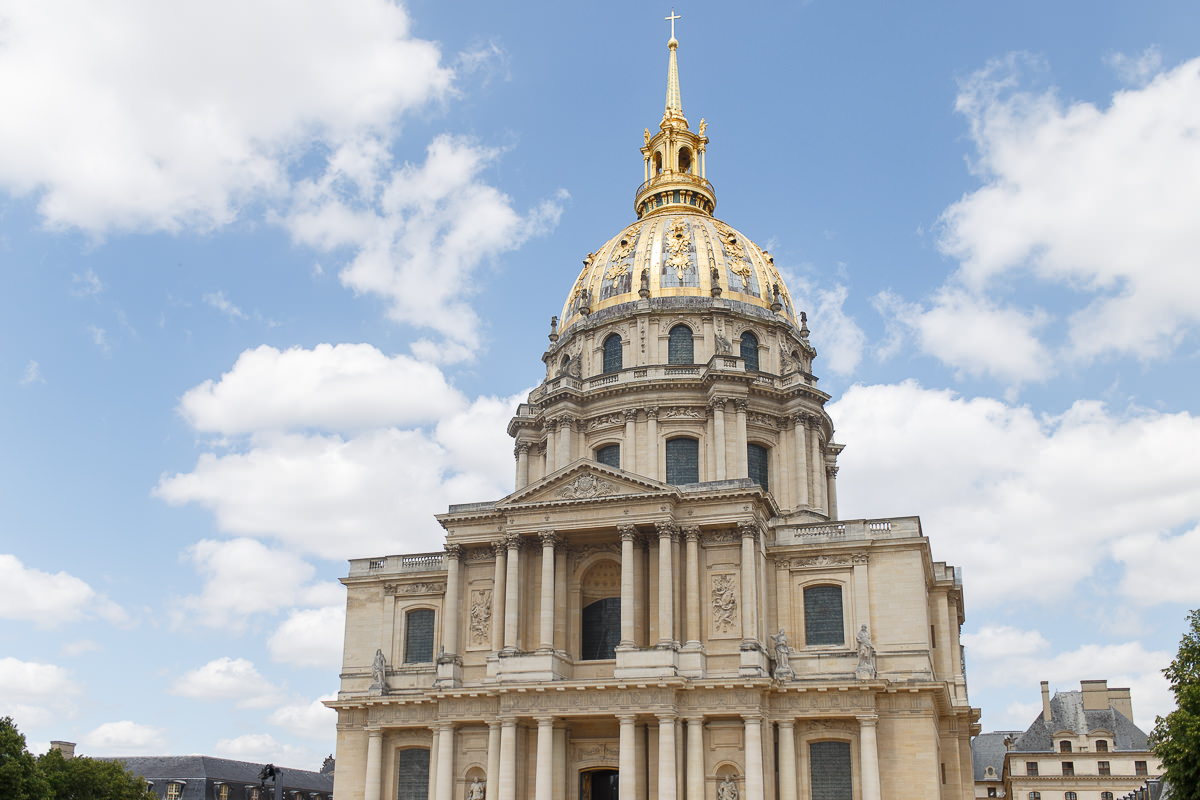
[467,588,492,651]
[573,740,620,770]
[384,582,446,596]
[710,572,739,638]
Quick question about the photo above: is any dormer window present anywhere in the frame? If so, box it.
[1059,741,1072,753]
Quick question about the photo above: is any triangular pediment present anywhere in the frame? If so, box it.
[498,460,676,507]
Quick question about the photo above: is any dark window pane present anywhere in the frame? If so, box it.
[804,586,844,646]
[668,325,694,364]
[596,444,620,469]
[665,437,699,485]
[1026,763,1038,777]
[581,597,621,660]
[603,334,623,374]
[740,331,759,371]
[809,741,852,800]
[404,609,435,663]
[396,749,429,800]
[748,443,769,492]
[1096,740,1108,752]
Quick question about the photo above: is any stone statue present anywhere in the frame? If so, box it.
[369,648,388,695]
[714,330,732,355]
[698,118,707,137]
[856,624,876,679]
[639,267,650,298]
[710,264,722,297]
[717,774,738,800]
[567,355,582,379]
[644,127,651,146]
[467,776,485,800]
[771,628,794,680]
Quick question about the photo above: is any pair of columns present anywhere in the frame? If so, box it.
[706,397,748,481]
[487,530,559,654]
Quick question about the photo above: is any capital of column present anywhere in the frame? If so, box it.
[500,716,518,727]
[543,418,559,433]
[737,520,760,541]
[645,406,659,420]
[504,533,524,552]
[535,715,556,726]
[491,540,507,558]
[623,408,639,422]
[740,713,765,724]
[856,714,879,727]
[436,721,457,733]
[444,543,463,560]
[557,413,578,427]
[367,727,384,738]
[681,525,701,542]
[516,443,530,455]
[708,397,728,414]
[655,521,680,541]
[655,711,678,722]
[618,524,640,543]
[734,399,749,413]
[827,465,840,478]
[615,713,638,723]
[539,530,560,547]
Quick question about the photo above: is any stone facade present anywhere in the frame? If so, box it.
[329,24,980,800]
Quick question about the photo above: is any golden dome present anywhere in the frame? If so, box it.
[559,211,799,332]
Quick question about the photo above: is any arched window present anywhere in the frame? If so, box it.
[396,749,430,800]
[166,785,182,800]
[1095,739,1108,752]
[581,598,621,660]
[740,331,759,371]
[404,608,435,663]
[1101,793,1114,800]
[603,334,623,373]
[678,147,693,174]
[803,585,844,646]
[748,443,769,492]
[1029,794,1041,800]
[668,325,694,364]
[1064,793,1077,800]
[809,741,852,800]
[1059,741,1072,753]
[596,444,620,469]
[665,437,699,485]
[654,152,663,174]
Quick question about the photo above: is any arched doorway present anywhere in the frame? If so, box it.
[580,769,619,800]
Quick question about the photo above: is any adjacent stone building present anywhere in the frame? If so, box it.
[329,22,981,800]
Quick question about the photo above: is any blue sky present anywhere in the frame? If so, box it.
[3,0,1200,766]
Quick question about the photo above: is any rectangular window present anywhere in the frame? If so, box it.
[1096,740,1109,752]
[404,608,435,663]
[1098,761,1110,776]
[803,585,844,646]
[1135,761,1148,776]
[665,437,699,485]
[596,444,620,469]
[396,748,430,800]
[1062,762,1074,776]
[1026,762,1039,776]
[747,442,769,492]
[940,763,947,784]
[809,741,852,800]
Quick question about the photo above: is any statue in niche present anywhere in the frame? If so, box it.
[467,777,485,800]
[714,329,732,355]
[717,774,739,800]
[856,624,877,679]
[771,628,794,680]
[639,267,650,298]
[369,648,388,695]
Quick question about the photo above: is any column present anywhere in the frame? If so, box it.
[776,417,793,509]
[711,399,727,479]
[536,717,555,800]
[364,729,382,800]
[645,406,659,480]
[516,444,530,489]
[544,420,557,474]
[619,525,638,646]
[498,717,517,800]
[705,411,717,480]
[657,714,678,800]
[686,717,704,800]
[739,522,759,645]
[443,544,462,657]
[435,723,455,800]
[539,531,558,651]
[558,415,575,468]
[683,527,701,647]
[619,715,638,800]
[810,421,826,514]
[491,541,507,651]
[655,522,677,646]
[826,465,840,521]
[858,715,882,800]
[744,715,764,800]
[778,721,797,800]
[486,721,501,800]
[428,728,439,800]
[504,534,521,652]
[792,414,810,508]
[624,409,638,474]
[734,399,749,478]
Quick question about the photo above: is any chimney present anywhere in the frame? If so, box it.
[1108,686,1134,721]
[1081,679,1109,711]
[49,741,76,759]
[1041,681,1052,723]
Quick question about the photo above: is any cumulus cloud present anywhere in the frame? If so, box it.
[933,53,1200,366]
[0,657,81,728]
[81,721,168,756]
[268,607,345,670]
[286,136,565,358]
[203,290,248,321]
[213,733,313,765]
[1107,46,1164,87]
[172,538,342,629]
[0,0,450,234]
[170,657,284,709]
[831,381,1200,606]
[70,268,104,297]
[1111,524,1200,605]
[268,694,338,741]
[178,343,467,434]
[0,554,127,628]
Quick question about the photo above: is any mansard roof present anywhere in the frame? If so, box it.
[1010,691,1149,752]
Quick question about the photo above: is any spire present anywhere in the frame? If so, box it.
[663,9,684,124]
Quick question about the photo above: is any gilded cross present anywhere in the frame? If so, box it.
[665,9,681,39]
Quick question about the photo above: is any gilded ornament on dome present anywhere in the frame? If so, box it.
[664,217,694,281]
[713,220,753,290]
[604,226,642,280]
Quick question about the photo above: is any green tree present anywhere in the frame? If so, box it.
[1150,608,1200,800]
[0,717,51,800]
[38,749,156,800]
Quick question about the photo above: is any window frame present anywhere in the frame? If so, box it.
[667,324,695,365]
[1135,761,1148,776]
[1095,739,1109,752]
[1059,741,1072,753]
[1065,793,1077,800]
[602,333,623,374]
[1029,793,1041,800]
[747,441,770,492]
[1098,761,1110,777]
[595,443,620,469]
[1026,762,1039,777]
[739,330,760,372]
[403,607,437,664]
[395,747,431,800]
[1061,762,1074,777]
[664,436,700,485]
[802,583,846,647]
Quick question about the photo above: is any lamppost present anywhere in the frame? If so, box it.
[258,764,283,799]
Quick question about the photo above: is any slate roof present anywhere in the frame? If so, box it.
[1011,691,1150,753]
[108,756,333,800]
[972,730,1021,782]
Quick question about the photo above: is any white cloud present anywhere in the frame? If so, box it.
[213,733,313,765]
[87,325,111,356]
[19,360,44,386]
[268,694,338,741]
[172,538,342,629]
[80,721,167,756]
[1107,46,1164,87]
[70,268,104,296]
[1112,524,1200,605]
[178,344,467,435]
[61,639,103,658]
[807,284,867,377]
[286,136,565,357]
[0,554,127,628]
[0,0,451,234]
[831,381,1200,605]
[268,607,345,670]
[169,657,284,709]
[0,657,81,729]
[203,290,247,320]
[935,53,1200,365]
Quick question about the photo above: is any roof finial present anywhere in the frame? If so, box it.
[663,9,683,121]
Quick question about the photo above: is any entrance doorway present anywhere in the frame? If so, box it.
[580,769,619,800]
